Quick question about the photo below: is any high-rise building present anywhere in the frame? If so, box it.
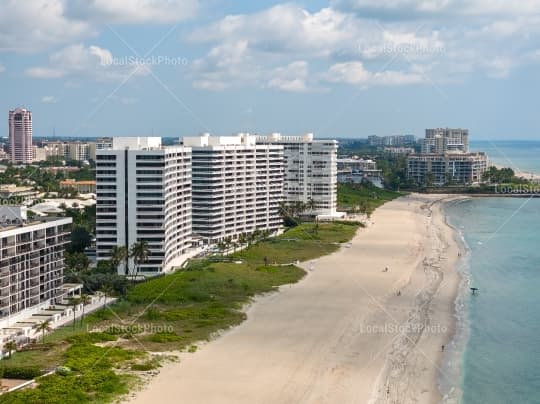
[421,128,469,154]
[67,142,90,161]
[8,108,33,164]
[95,137,192,276]
[0,207,72,318]
[256,133,342,218]
[183,133,283,244]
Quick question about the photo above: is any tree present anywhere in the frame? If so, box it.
[34,320,52,343]
[69,297,81,330]
[4,340,16,359]
[110,246,128,275]
[130,240,150,277]
[68,226,92,253]
[79,294,92,325]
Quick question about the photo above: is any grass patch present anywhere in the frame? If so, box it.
[337,183,403,215]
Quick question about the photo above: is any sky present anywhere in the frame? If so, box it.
[1,0,540,140]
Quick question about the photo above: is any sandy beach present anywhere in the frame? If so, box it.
[128,194,463,404]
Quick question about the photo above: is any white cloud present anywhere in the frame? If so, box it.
[189,5,363,58]
[268,61,311,92]
[0,0,199,53]
[41,96,59,103]
[191,41,262,90]
[0,64,5,73]
[65,0,199,24]
[324,61,423,86]
[25,43,150,81]
[0,0,92,52]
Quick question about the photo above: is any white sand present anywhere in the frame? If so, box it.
[127,194,462,404]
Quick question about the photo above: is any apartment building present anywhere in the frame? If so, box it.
[68,142,90,161]
[421,128,469,154]
[8,108,33,164]
[95,137,192,276]
[256,133,341,218]
[368,135,416,147]
[407,152,488,186]
[183,133,283,244]
[0,207,71,318]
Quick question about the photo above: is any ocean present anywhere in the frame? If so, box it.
[471,140,540,175]
[442,197,540,404]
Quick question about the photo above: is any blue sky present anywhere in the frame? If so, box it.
[2,0,540,140]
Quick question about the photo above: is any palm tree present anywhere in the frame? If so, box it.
[34,320,52,343]
[130,240,150,277]
[110,246,128,275]
[79,294,92,325]
[100,284,114,302]
[238,233,247,247]
[307,197,317,213]
[4,340,16,359]
[69,297,81,331]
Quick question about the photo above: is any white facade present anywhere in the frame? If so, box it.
[184,133,283,244]
[256,133,340,218]
[68,142,90,161]
[96,137,192,276]
[407,152,489,186]
[0,207,72,318]
[422,128,469,154]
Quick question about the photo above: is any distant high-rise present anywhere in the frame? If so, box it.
[256,133,342,218]
[421,128,469,154]
[8,108,33,164]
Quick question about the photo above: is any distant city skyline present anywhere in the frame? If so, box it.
[2,1,540,140]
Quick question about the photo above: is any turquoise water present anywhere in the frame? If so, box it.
[443,198,540,404]
[471,140,540,174]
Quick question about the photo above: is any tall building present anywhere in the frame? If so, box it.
[421,128,469,154]
[8,108,33,164]
[183,133,283,244]
[256,133,341,218]
[407,152,488,186]
[68,142,90,161]
[0,207,72,318]
[96,137,192,276]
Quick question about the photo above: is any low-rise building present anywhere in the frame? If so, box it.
[60,179,96,194]
[407,152,489,186]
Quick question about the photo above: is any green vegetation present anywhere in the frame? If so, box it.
[1,222,361,403]
[337,183,403,215]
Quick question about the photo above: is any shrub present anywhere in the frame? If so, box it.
[0,365,43,379]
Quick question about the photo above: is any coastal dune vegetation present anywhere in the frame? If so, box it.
[0,221,363,403]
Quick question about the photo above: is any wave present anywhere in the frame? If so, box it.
[439,200,473,404]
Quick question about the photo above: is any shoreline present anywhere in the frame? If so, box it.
[127,194,465,404]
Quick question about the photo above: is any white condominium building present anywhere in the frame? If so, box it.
[183,133,283,244]
[422,128,469,154]
[0,207,71,318]
[96,137,192,276]
[256,133,341,218]
[407,152,488,186]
